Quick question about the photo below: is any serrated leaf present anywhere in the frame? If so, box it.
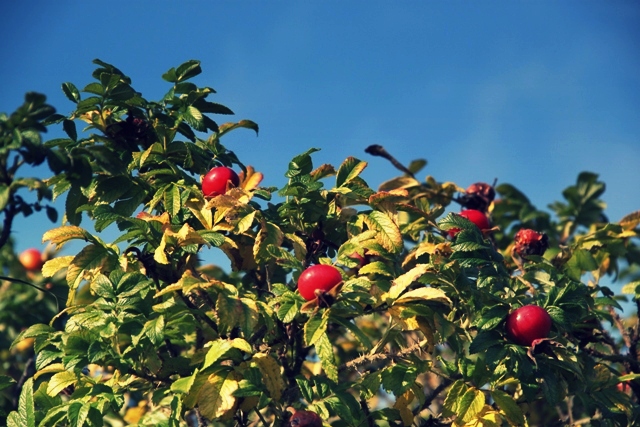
[336,156,368,187]
[458,388,485,424]
[171,369,199,395]
[393,389,415,427]
[364,211,403,254]
[443,380,469,416]
[394,286,452,306]
[10,377,36,427]
[387,264,432,301]
[315,332,338,382]
[252,353,285,401]
[359,261,395,277]
[381,365,418,397]
[216,294,259,337]
[304,314,328,347]
[143,315,165,345]
[218,119,259,137]
[62,82,80,103]
[46,371,77,397]
[197,369,239,421]
[41,256,74,278]
[491,390,525,426]
[254,221,284,264]
[66,244,112,305]
[42,226,93,249]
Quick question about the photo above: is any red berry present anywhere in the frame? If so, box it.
[202,166,240,197]
[460,182,495,212]
[513,229,549,257]
[19,248,44,272]
[448,209,491,238]
[297,264,343,301]
[505,305,552,346]
[289,410,323,427]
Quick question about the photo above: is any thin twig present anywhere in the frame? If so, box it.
[365,144,416,178]
[12,356,34,408]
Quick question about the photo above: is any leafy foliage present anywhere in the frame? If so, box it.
[1,59,640,426]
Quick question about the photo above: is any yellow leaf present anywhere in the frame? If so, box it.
[42,256,74,278]
[388,305,421,331]
[252,353,285,401]
[42,226,91,249]
[394,287,452,306]
[378,176,421,192]
[393,389,415,426]
[186,197,213,230]
[386,264,432,301]
[154,235,169,265]
[239,166,264,191]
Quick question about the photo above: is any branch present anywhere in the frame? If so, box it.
[364,144,415,178]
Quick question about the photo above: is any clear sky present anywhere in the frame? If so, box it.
[2,1,639,264]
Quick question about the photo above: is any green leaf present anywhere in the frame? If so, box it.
[9,378,35,427]
[286,148,319,178]
[62,82,80,103]
[171,369,199,394]
[315,332,338,382]
[176,60,202,82]
[443,380,468,416]
[202,340,234,370]
[336,156,367,187]
[62,119,77,141]
[304,314,328,347]
[381,364,418,397]
[568,248,599,272]
[143,315,165,345]
[164,184,181,218]
[491,390,525,426]
[0,375,16,392]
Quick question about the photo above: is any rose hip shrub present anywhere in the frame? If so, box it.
[3,60,640,426]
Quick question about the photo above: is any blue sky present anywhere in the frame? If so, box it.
[2,1,639,264]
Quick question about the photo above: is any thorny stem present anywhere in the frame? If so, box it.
[339,339,431,372]
[416,378,453,415]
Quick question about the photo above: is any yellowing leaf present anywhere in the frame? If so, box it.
[42,256,74,278]
[165,223,208,247]
[197,369,239,421]
[388,305,421,331]
[46,370,77,396]
[394,287,452,306]
[186,197,213,230]
[254,221,284,264]
[364,211,403,254]
[42,226,92,249]
[393,389,415,426]
[252,353,285,401]
[378,176,421,192]
[387,264,432,301]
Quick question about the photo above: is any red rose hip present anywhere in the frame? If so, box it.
[505,305,552,346]
[19,248,44,272]
[448,209,491,238]
[297,264,343,301]
[202,166,240,197]
[289,410,322,427]
[460,182,495,212]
